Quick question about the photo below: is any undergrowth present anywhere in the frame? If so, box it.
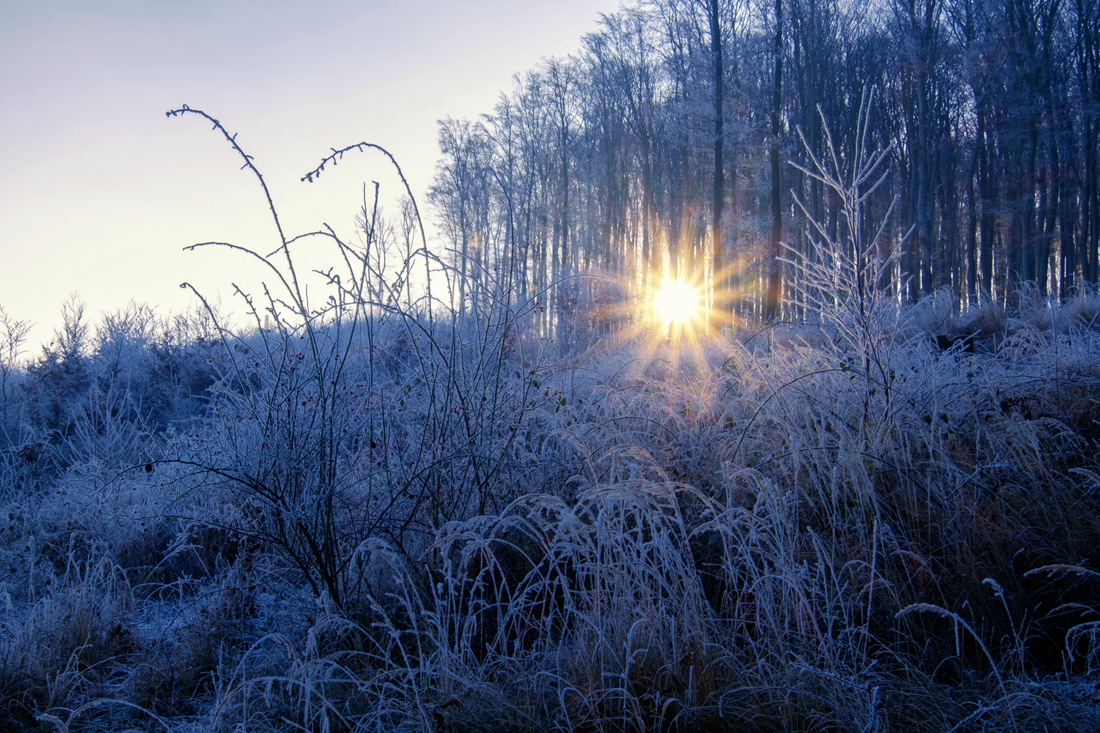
[0,107,1098,731]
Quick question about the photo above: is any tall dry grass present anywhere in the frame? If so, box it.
[1,103,1098,731]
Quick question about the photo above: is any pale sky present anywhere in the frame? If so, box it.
[0,0,618,353]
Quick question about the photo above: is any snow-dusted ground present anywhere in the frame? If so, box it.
[2,286,1100,731]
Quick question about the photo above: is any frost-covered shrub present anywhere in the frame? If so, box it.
[156,107,564,615]
[5,300,216,487]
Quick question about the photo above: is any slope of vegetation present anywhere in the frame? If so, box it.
[2,120,1100,731]
[5,0,1100,721]
[3,264,1100,732]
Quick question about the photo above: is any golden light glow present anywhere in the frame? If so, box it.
[654,278,700,327]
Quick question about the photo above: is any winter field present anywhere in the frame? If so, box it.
[2,91,1100,730]
[2,205,1100,732]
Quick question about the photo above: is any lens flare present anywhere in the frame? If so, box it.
[653,278,700,327]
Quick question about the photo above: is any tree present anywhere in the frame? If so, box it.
[765,0,785,320]
[709,0,726,327]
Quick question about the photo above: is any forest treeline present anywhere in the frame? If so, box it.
[428,0,1100,330]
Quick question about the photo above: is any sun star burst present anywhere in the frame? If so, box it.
[654,278,700,327]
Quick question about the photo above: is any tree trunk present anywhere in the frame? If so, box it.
[765,0,784,321]
[978,108,996,298]
[966,142,979,303]
[709,0,725,328]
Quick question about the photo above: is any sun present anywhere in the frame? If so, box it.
[653,278,701,327]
